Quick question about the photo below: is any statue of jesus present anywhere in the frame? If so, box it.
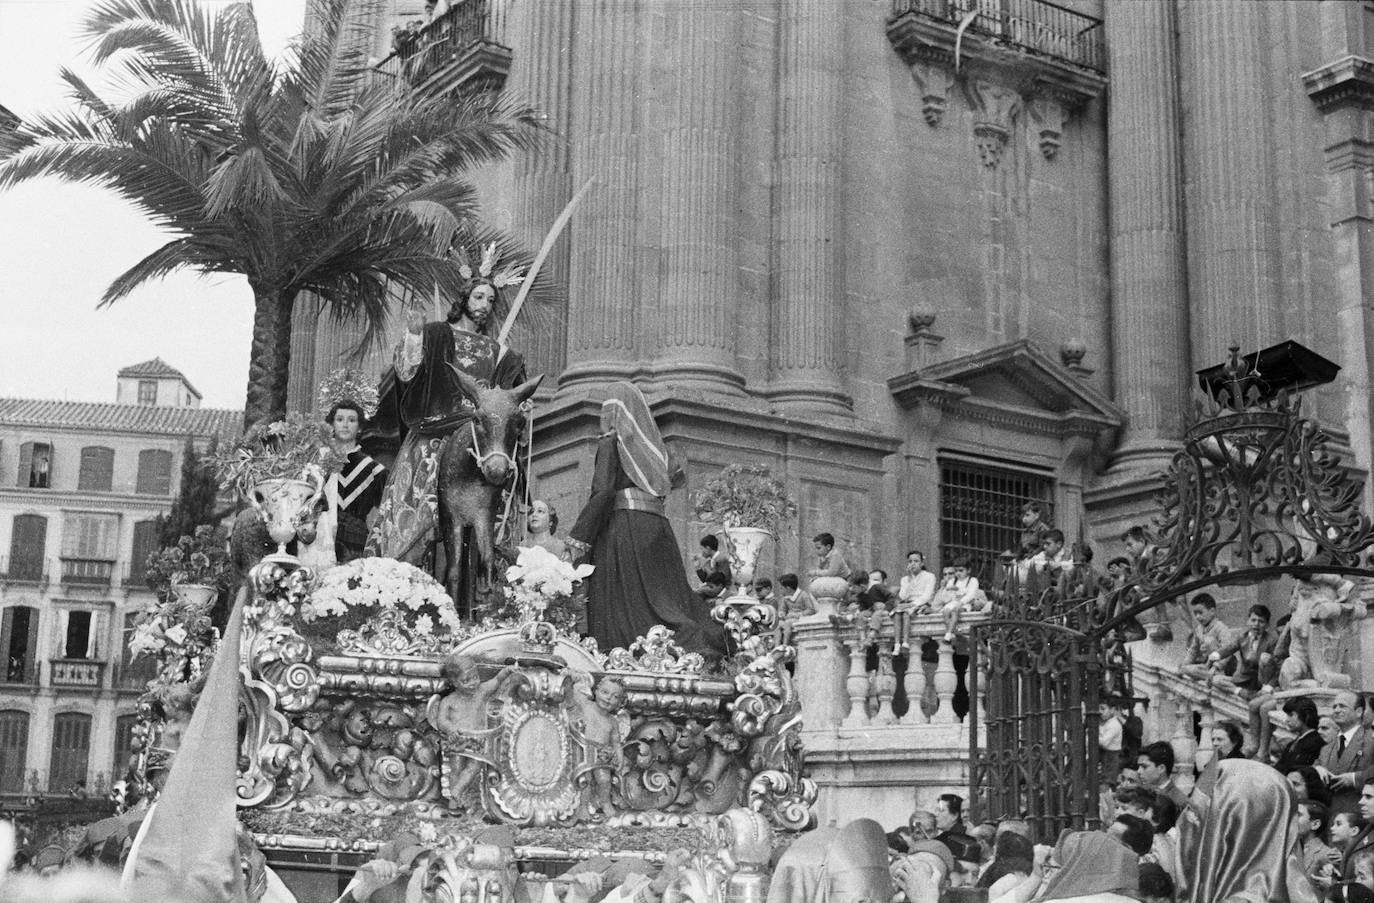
[367,276,527,581]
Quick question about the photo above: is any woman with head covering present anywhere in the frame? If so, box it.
[1178,758,1320,903]
[766,820,892,903]
[569,382,718,653]
[1037,831,1139,903]
[1176,758,1313,901]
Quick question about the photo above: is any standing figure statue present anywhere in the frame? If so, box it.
[299,394,388,570]
[568,383,720,655]
[367,252,529,611]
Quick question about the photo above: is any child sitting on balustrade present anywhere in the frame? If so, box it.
[932,556,987,642]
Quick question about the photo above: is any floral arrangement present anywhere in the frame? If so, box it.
[143,524,231,596]
[501,545,594,627]
[213,414,345,498]
[691,464,798,534]
[127,583,220,687]
[301,557,461,641]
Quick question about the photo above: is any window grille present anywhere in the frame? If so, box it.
[938,457,1054,582]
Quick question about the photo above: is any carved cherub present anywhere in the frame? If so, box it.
[429,653,518,811]
[576,675,627,816]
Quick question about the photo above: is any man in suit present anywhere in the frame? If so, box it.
[1275,695,1325,775]
[1318,692,1374,816]
[1138,741,1189,810]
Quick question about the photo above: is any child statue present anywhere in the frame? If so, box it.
[428,653,518,811]
[576,675,627,816]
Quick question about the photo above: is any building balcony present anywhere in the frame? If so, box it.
[887,0,1106,107]
[49,658,107,689]
[59,557,115,589]
[376,0,512,95]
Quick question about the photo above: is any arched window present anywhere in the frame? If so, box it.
[77,447,114,492]
[135,449,173,495]
[6,513,46,582]
[49,712,92,792]
[113,714,139,779]
[0,710,28,792]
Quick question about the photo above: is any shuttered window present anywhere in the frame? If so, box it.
[0,710,28,793]
[61,513,119,560]
[113,714,139,779]
[135,449,173,495]
[49,712,91,791]
[7,514,47,582]
[128,520,160,586]
[0,606,39,684]
[17,441,52,489]
[77,447,115,492]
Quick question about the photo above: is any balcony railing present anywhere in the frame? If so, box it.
[891,0,1105,73]
[60,558,115,588]
[376,0,512,91]
[49,659,107,689]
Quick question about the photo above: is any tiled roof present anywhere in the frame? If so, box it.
[0,398,242,439]
[117,357,201,398]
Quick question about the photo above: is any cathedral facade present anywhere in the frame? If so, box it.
[288,0,1374,582]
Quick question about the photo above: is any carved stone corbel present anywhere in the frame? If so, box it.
[908,62,955,126]
[1029,95,1067,159]
[965,79,1022,167]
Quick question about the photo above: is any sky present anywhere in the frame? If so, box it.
[0,0,308,411]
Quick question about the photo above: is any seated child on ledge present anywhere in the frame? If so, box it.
[932,556,988,642]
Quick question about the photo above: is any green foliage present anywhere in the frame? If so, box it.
[158,437,224,547]
[691,464,798,534]
[0,0,546,425]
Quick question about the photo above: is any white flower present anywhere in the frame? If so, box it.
[414,614,435,635]
[163,624,188,646]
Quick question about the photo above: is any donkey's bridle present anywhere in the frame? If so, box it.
[466,418,518,474]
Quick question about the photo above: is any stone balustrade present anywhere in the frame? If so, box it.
[792,607,988,828]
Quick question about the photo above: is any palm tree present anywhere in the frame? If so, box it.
[0,0,541,427]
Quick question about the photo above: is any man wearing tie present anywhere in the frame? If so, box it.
[1317,691,1374,816]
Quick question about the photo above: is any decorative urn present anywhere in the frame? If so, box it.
[249,471,323,561]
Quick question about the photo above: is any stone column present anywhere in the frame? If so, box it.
[768,0,849,414]
[649,6,745,393]
[1104,0,1191,471]
[1179,0,1281,364]
[561,0,643,389]
[508,0,574,389]
[1303,2,1374,516]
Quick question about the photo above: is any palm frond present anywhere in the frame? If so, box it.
[98,236,202,306]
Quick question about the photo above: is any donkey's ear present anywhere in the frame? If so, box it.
[511,374,544,404]
[447,364,483,402]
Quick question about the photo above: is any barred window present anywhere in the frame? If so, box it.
[938,456,1054,582]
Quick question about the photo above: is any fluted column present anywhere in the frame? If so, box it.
[508,0,574,388]
[650,5,745,392]
[1179,0,1282,365]
[562,0,642,389]
[1105,0,1190,471]
[768,0,849,414]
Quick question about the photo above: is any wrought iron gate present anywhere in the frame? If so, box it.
[967,575,1104,838]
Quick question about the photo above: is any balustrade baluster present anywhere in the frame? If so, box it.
[933,638,959,723]
[874,634,898,725]
[903,645,929,724]
[843,634,871,728]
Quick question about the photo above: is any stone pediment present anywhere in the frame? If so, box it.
[888,340,1124,438]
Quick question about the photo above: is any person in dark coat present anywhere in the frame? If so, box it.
[569,383,720,655]
[1277,696,1326,776]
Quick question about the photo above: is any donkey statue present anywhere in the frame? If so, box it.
[439,366,542,611]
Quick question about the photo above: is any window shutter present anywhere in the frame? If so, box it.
[0,711,29,793]
[16,443,32,488]
[8,514,47,581]
[77,447,114,492]
[0,608,12,674]
[53,609,68,658]
[136,450,173,495]
[129,520,160,585]
[22,610,38,683]
[49,713,91,791]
